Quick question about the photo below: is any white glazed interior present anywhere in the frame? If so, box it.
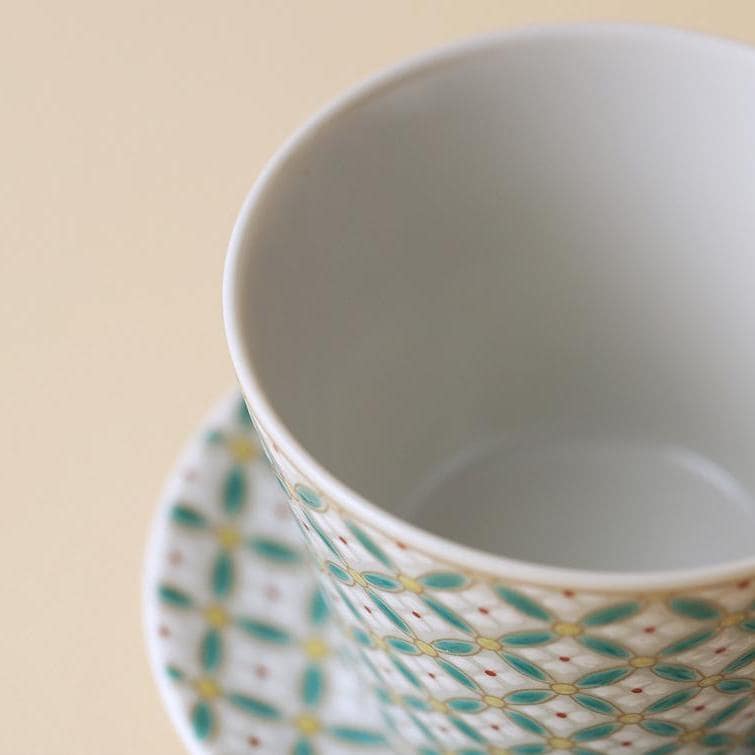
[225,25,755,583]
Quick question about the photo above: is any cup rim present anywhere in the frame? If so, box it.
[224,22,755,593]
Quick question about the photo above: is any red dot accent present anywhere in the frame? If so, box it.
[478,607,490,615]
[158,625,170,638]
[247,736,261,747]
[643,626,656,633]
[169,550,183,565]
[737,579,751,589]
[412,611,422,619]
[631,688,643,694]
[559,656,570,662]
[556,712,567,719]
[265,586,280,601]
[563,590,575,598]
[484,669,497,677]
[694,705,706,711]
[491,724,500,731]
[303,523,310,531]
[255,665,268,679]
[338,536,348,545]
[397,541,408,550]
[621,742,632,747]
[427,672,436,679]
[715,647,727,654]
[363,605,372,614]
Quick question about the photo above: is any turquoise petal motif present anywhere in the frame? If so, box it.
[247,536,300,563]
[448,698,488,713]
[302,664,324,706]
[506,689,555,705]
[295,484,326,511]
[171,504,208,528]
[418,572,469,590]
[328,727,387,745]
[722,647,755,674]
[578,635,630,659]
[582,602,641,626]
[501,653,549,682]
[641,719,684,737]
[345,520,394,569]
[309,588,329,625]
[572,722,622,741]
[576,666,632,688]
[660,628,716,656]
[573,693,619,716]
[705,696,750,727]
[222,466,246,516]
[652,663,700,682]
[504,710,548,737]
[368,590,410,634]
[644,687,699,714]
[450,716,486,743]
[236,618,291,644]
[363,572,402,591]
[226,693,281,719]
[501,630,558,647]
[494,586,551,621]
[159,584,193,608]
[432,638,478,655]
[716,678,753,693]
[211,551,233,597]
[293,738,314,755]
[668,597,721,621]
[191,700,214,740]
[420,595,473,633]
[436,658,481,692]
[200,629,222,671]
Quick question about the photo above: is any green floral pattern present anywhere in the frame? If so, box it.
[246,395,755,754]
[145,394,390,754]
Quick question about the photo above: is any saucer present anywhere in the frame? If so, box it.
[144,392,393,755]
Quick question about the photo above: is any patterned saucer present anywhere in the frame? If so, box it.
[144,392,393,755]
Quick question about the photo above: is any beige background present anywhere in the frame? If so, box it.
[2,2,754,753]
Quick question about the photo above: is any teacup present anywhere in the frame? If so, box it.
[225,24,755,753]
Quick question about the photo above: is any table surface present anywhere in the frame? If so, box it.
[2,2,754,753]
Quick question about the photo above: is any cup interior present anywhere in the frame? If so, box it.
[230,27,755,572]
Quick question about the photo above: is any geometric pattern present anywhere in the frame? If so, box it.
[143,393,392,755]
[246,396,755,754]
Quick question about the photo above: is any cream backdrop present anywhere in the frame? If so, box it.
[2,2,754,754]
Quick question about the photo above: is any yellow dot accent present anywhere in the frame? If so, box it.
[553,621,582,637]
[398,575,424,593]
[371,633,388,651]
[630,656,656,668]
[193,677,221,700]
[619,713,643,724]
[679,729,704,743]
[477,636,502,651]
[721,611,745,627]
[294,714,321,736]
[550,683,577,695]
[429,698,449,714]
[347,568,367,587]
[303,636,329,661]
[216,525,241,549]
[203,604,230,628]
[228,435,257,462]
[548,736,574,749]
[699,674,723,688]
[483,695,505,708]
[415,640,438,657]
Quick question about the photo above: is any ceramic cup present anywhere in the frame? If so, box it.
[224,25,755,753]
